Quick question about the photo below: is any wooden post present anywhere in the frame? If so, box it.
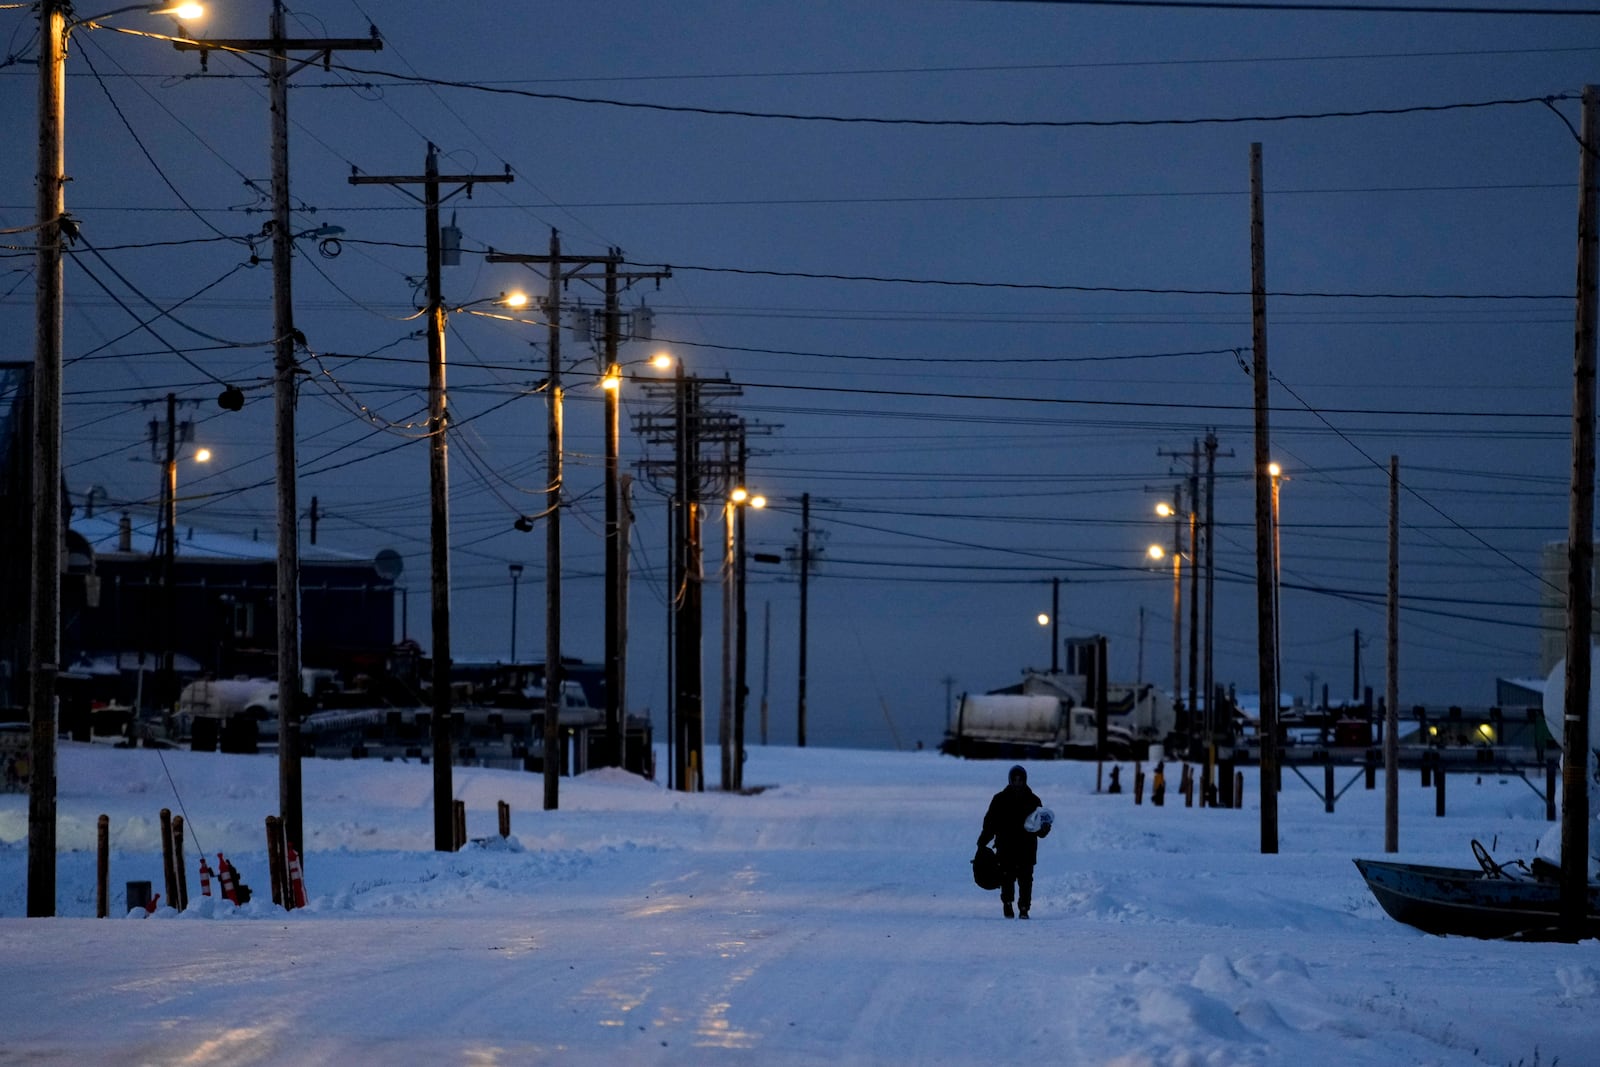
[1365,748,1377,790]
[1435,763,1447,818]
[453,799,467,851]
[265,815,286,908]
[1134,769,1144,805]
[498,799,510,838]
[1324,764,1335,814]
[1234,770,1245,810]
[1182,764,1194,808]
[172,815,187,911]
[96,814,109,919]
[159,808,177,911]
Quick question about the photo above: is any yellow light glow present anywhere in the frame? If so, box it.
[169,3,203,19]
[1155,502,1173,517]
[503,291,530,309]
[750,495,767,509]
[1036,613,1050,627]
[650,352,675,371]
[600,366,621,391]
[193,447,212,463]
[730,487,749,504]
[1477,723,1496,743]
[1268,462,1282,477]
[1147,544,1164,561]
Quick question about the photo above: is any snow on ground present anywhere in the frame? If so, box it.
[0,742,1594,1066]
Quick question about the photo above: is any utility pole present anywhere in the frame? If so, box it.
[178,4,382,862]
[161,394,178,705]
[1560,84,1597,937]
[1353,629,1362,704]
[1385,457,1400,853]
[1050,577,1061,673]
[28,0,66,919]
[1170,484,1184,708]
[1250,142,1279,853]
[599,254,668,768]
[760,601,772,746]
[350,146,511,847]
[489,243,665,786]
[1203,431,1221,797]
[798,492,811,748]
[634,372,745,789]
[733,434,751,790]
[1187,441,1201,739]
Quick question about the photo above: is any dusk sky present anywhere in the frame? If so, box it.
[4,1,1599,748]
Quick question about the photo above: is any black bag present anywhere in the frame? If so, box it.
[971,845,1002,891]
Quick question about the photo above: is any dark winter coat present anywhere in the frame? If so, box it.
[977,783,1044,869]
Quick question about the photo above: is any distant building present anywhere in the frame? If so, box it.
[0,365,397,716]
[63,509,397,712]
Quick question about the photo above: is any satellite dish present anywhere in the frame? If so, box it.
[374,548,404,580]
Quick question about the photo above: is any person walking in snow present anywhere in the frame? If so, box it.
[976,764,1051,919]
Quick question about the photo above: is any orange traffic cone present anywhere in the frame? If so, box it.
[285,843,307,908]
[217,854,238,904]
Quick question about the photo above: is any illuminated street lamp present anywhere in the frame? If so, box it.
[1155,493,1185,723]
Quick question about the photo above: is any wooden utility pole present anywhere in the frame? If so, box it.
[1051,577,1061,673]
[1385,456,1400,853]
[177,2,383,862]
[1561,84,1598,936]
[1250,143,1279,853]
[798,492,811,748]
[351,146,511,847]
[487,240,657,798]
[733,435,750,789]
[161,394,178,702]
[1187,441,1201,727]
[597,254,668,768]
[28,0,66,918]
[544,230,564,809]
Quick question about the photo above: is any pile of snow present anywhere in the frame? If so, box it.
[0,742,1593,1065]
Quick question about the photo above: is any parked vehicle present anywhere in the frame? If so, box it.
[942,668,1174,760]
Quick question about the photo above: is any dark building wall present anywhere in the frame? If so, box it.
[0,364,31,713]
[71,554,394,703]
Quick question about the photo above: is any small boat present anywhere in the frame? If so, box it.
[1354,849,1600,940]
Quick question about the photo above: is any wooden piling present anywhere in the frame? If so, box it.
[172,815,188,910]
[96,814,109,919]
[453,799,467,851]
[159,808,177,911]
[497,800,510,838]
[265,815,286,907]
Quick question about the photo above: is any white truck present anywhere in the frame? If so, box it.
[943,670,1175,760]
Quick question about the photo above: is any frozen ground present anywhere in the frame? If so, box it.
[0,742,1595,1066]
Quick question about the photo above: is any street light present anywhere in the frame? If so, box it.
[508,563,524,663]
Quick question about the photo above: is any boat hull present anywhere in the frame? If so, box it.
[1353,858,1600,940]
